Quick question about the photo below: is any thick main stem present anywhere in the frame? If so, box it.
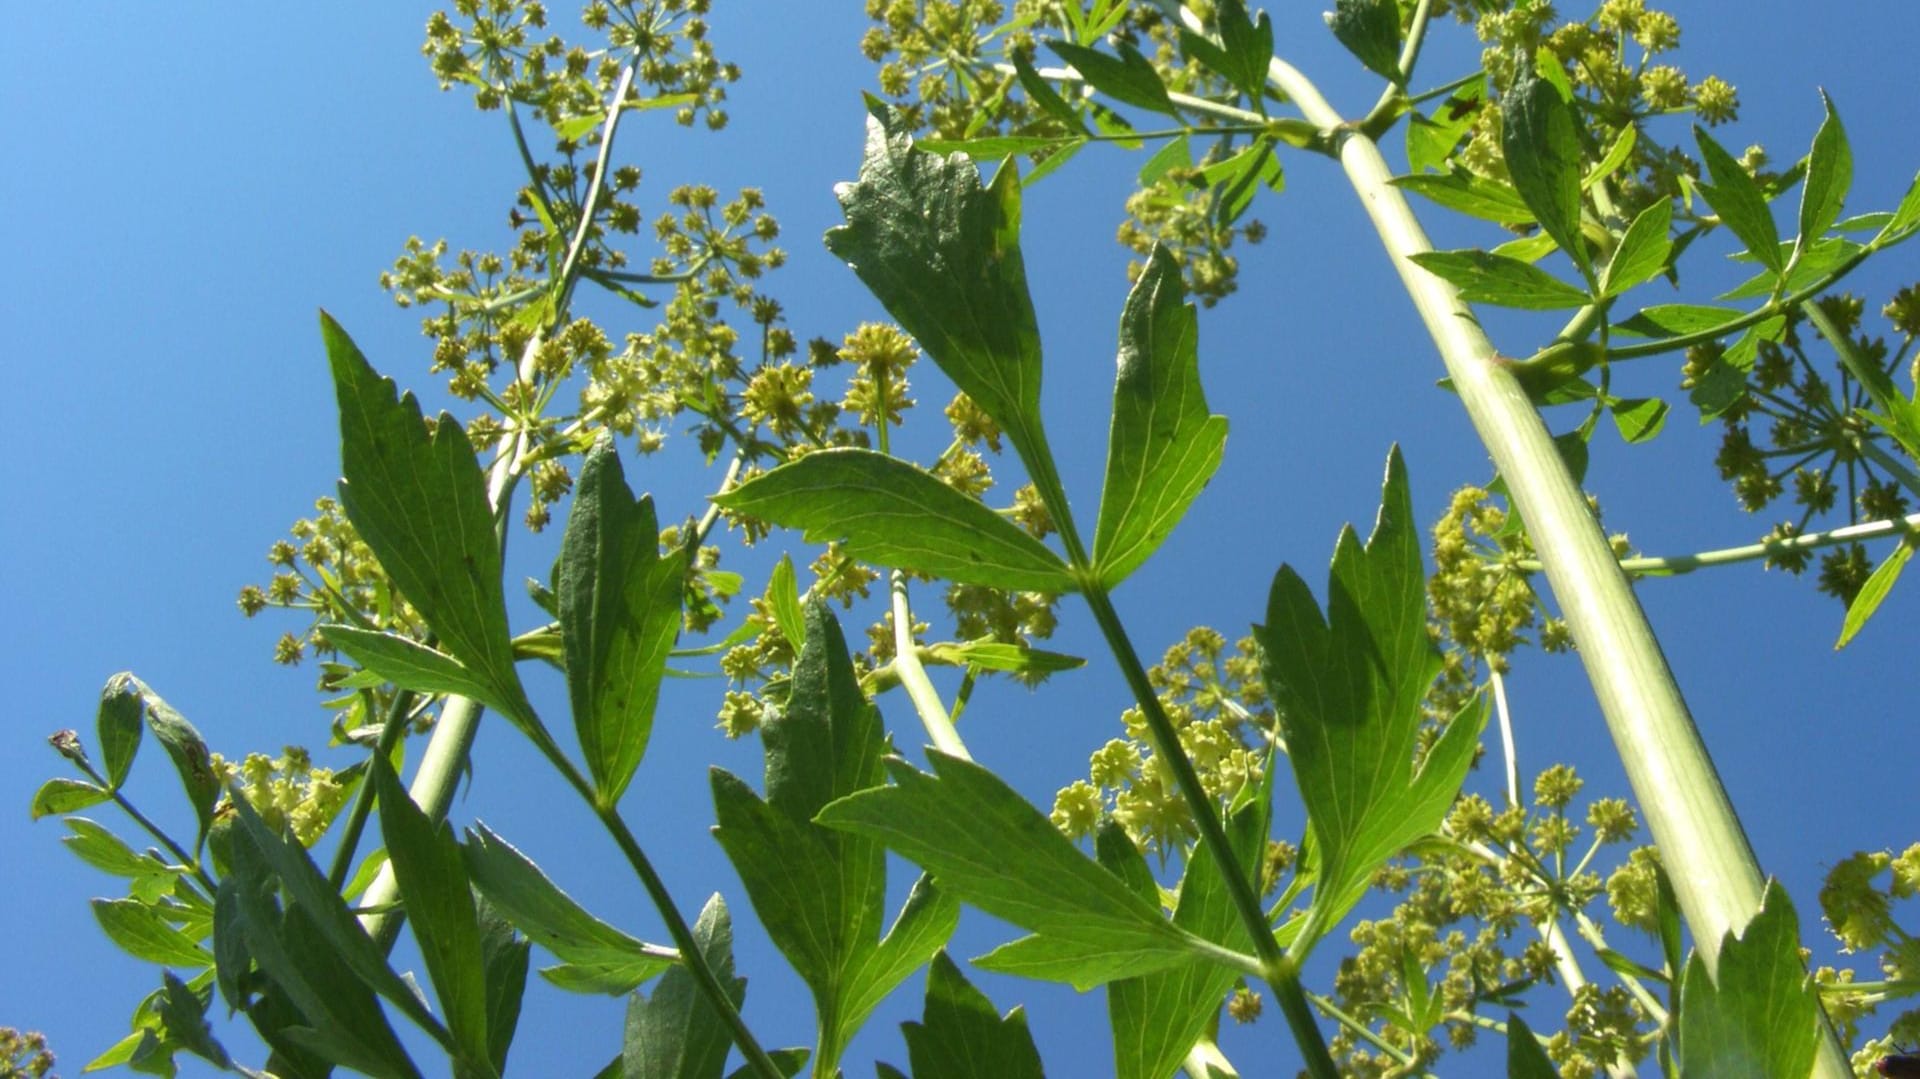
[1232,38,1855,1079]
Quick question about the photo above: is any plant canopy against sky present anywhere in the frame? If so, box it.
[12,2,1920,1078]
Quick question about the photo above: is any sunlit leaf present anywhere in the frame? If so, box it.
[97,676,143,791]
[897,952,1044,1079]
[91,898,212,968]
[1092,246,1228,588]
[1678,881,1820,1079]
[215,824,425,1078]
[1602,199,1673,298]
[826,112,1062,491]
[322,312,539,739]
[326,626,518,715]
[714,449,1076,592]
[1506,1013,1558,1079]
[1695,126,1783,274]
[915,134,1088,159]
[115,674,220,850]
[1046,40,1176,116]
[1391,170,1535,224]
[712,604,956,1070]
[1326,0,1401,81]
[622,895,745,1079]
[1610,397,1669,444]
[1408,250,1591,309]
[1109,787,1268,1079]
[817,751,1208,988]
[371,754,492,1072]
[30,777,109,820]
[1836,536,1914,649]
[1795,92,1853,262]
[1255,449,1487,952]
[560,437,685,805]
[464,823,674,995]
[1214,0,1277,100]
[1614,304,1745,339]
[1501,67,1589,275]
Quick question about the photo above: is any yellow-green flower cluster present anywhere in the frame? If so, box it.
[212,747,351,848]
[1050,627,1269,853]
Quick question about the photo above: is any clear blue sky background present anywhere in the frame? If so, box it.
[6,4,1920,1076]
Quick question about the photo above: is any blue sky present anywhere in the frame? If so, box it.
[6,3,1920,1076]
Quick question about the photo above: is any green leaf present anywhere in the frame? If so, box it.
[1256,449,1488,952]
[561,437,685,805]
[1583,124,1637,191]
[371,754,492,1073]
[464,823,675,995]
[30,777,109,819]
[115,675,219,850]
[713,449,1075,592]
[475,896,531,1076]
[1687,347,1750,421]
[712,604,956,1071]
[1092,245,1228,588]
[1326,0,1402,81]
[1200,139,1282,228]
[1602,199,1673,298]
[1695,126,1783,274]
[1501,67,1589,275]
[321,312,538,738]
[826,113,1060,489]
[1407,250,1591,309]
[1837,536,1915,649]
[63,817,174,880]
[1610,397,1669,444]
[1874,170,1920,246]
[215,830,424,1079]
[1678,880,1820,1079]
[92,898,212,967]
[1721,236,1863,301]
[1491,231,1561,264]
[1795,92,1852,262]
[1505,1013,1558,1079]
[227,794,450,1045]
[150,971,231,1070]
[1012,50,1086,131]
[817,751,1206,988]
[1405,81,1484,175]
[915,134,1088,159]
[899,952,1044,1079]
[925,640,1085,675]
[765,554,806,652]
[1214,0,1276,100]
[1138,133,1192,186]
[326,626,521,715]
[1046,40,1176,116]
[1109,791,1268,1079]
[622,895,745,1079]
[97,676,143,791]
[1391,170,1535,224]
[1614,304,1745,339]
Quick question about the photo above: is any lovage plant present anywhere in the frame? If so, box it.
[29,2,1920,1077]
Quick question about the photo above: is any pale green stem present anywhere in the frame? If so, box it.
[1543,915,1643,1079]
[1490,668,1519,809]
[1515,512,1920,576]
[1571,909,1669,1026]
[1458,834,1642,1079]
[1302,991,1439,1077]
[1152,4,1848,1074]
[889,572,969,760]
[1181,1037,1238,1079]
